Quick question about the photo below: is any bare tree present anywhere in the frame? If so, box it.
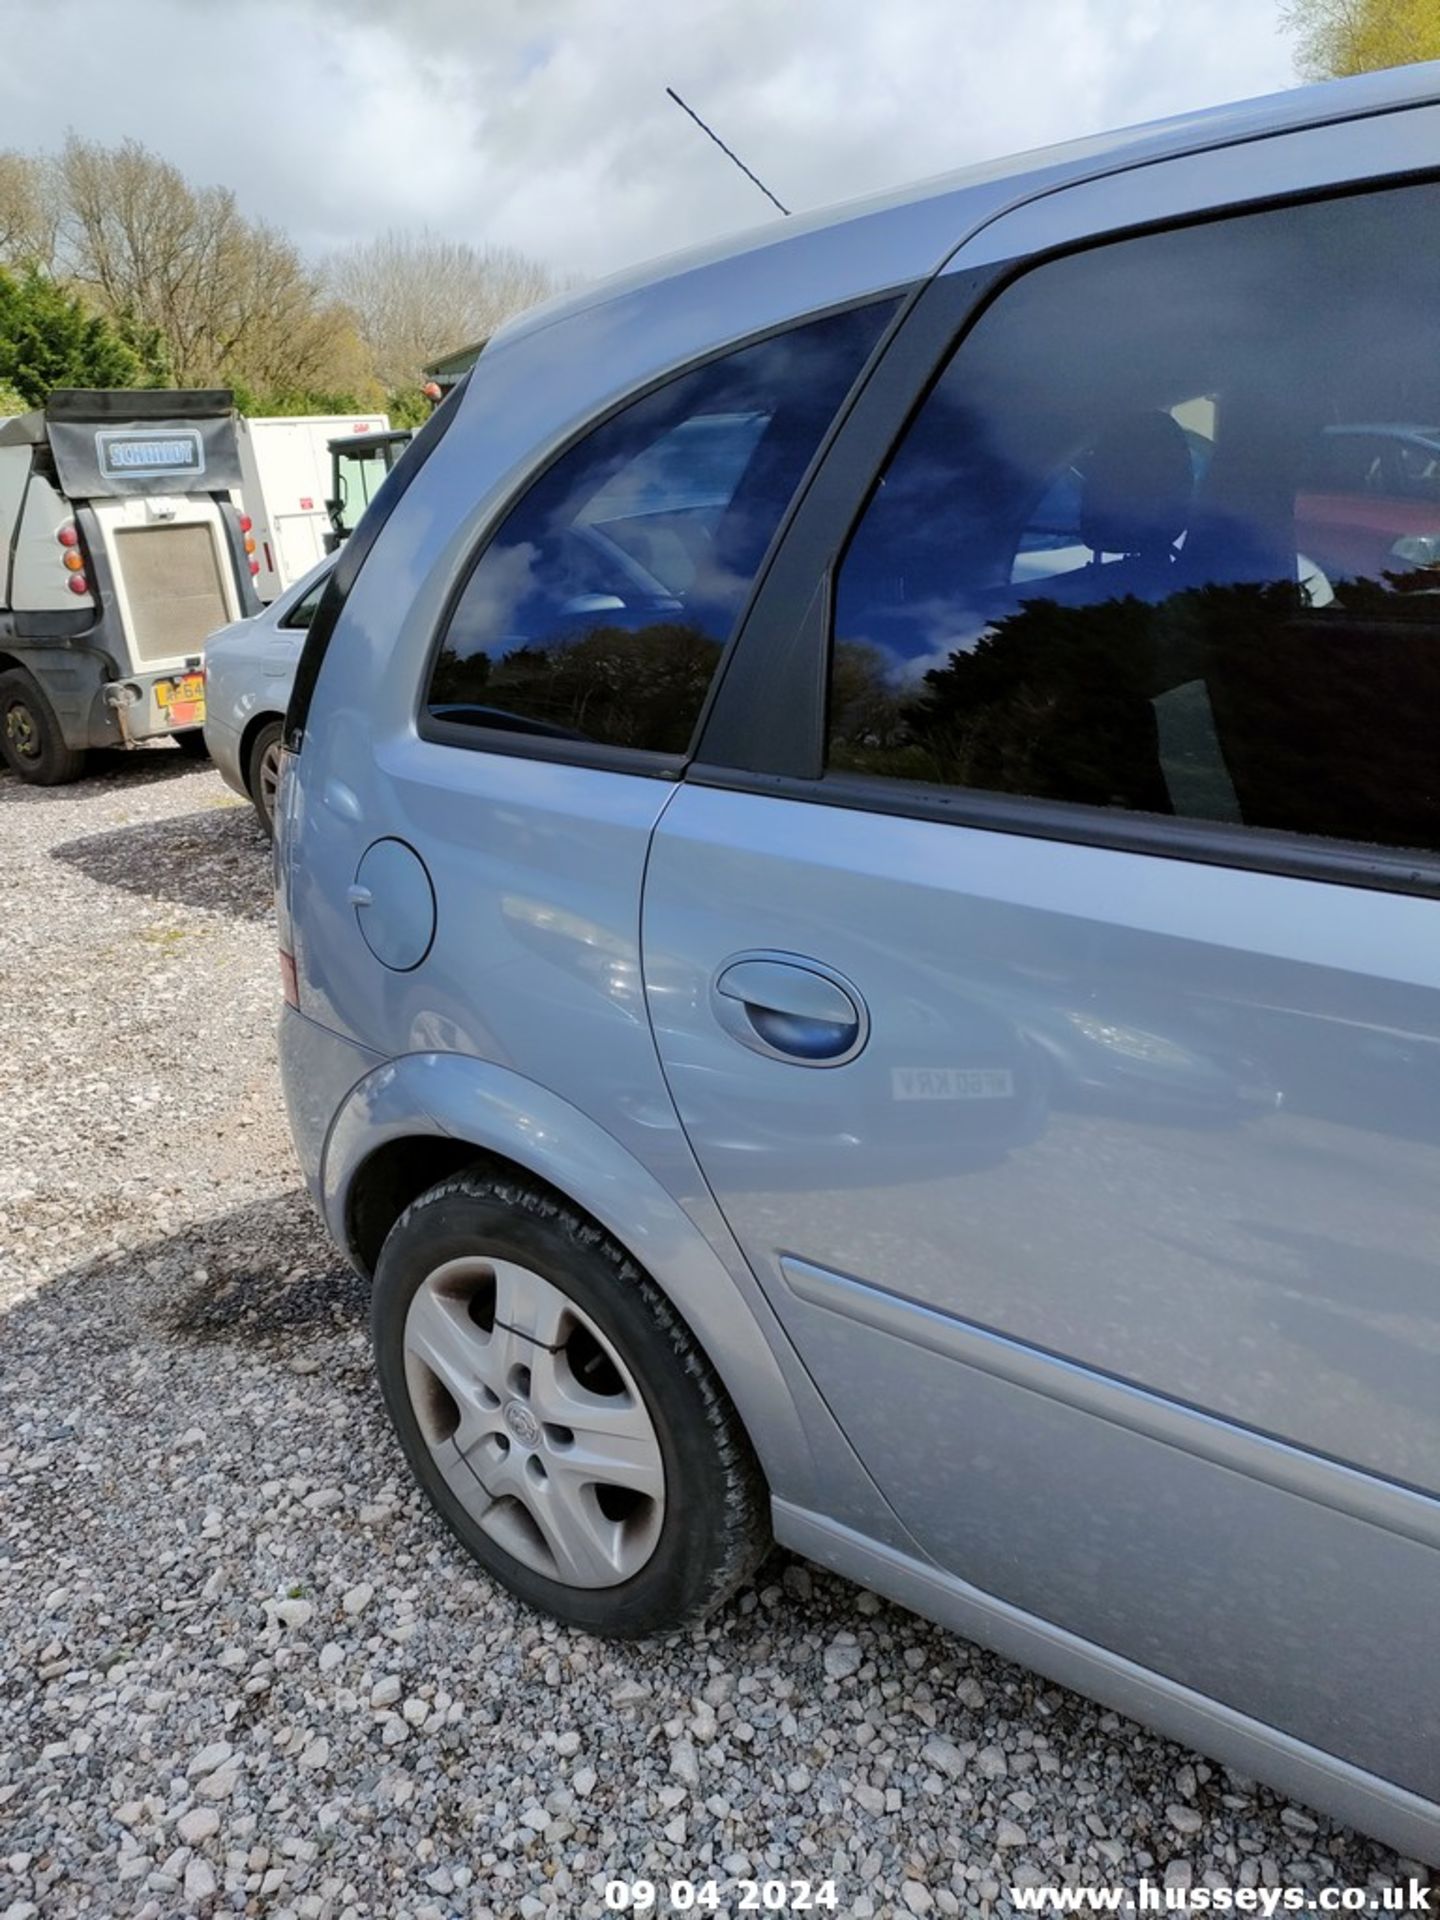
[4,138,549,409]
[0,151,58,268]
[327,230,556,391]
[1283,0,1440,78]
[229,223,375,401]
[54,136,373,399]
[57,137,234,380]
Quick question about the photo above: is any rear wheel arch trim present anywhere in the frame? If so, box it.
[319,1049,825,1506]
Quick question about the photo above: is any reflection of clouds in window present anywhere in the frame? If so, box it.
[446,541,541,659]
[829,180,1440,853]
[430,296,899,751]
[581,412,771,524]
[838,595,996,688]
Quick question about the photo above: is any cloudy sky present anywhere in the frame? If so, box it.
[0,0,1299,280]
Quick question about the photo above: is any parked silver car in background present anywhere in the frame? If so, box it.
[275,63,1440,1863]
[203,556,332,835]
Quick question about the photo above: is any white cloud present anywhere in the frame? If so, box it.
[0,0,1296,280]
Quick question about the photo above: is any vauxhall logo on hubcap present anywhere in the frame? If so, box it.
[504,1401,541,1447]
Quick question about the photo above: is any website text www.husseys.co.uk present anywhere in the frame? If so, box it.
[1010,1881,1433,1915]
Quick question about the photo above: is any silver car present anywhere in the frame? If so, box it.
[276,64,1440,1862]
[203,557,332,835]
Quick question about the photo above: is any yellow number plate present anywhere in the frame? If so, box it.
[155,673,206,728]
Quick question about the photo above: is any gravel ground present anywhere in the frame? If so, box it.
[0,749,1424,1920]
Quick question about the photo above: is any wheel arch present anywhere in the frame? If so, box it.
[238,707,286,796]
[321,1050,837,1513]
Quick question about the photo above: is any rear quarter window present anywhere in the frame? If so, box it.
[425,301,896,758]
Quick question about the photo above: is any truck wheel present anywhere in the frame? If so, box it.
[173,730,209,760]
[246,719,284,838]
[0,669,86,786]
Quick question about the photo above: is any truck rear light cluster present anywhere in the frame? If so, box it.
[56,523,89,596]
[239,514,260,576]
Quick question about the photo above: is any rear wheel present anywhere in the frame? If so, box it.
[246,719,284,838]
[0,669,85,786]
[172,729,209,759]
[371,1170,770,1637]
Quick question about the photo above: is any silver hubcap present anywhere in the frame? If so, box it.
[402,1257,665,1588]
[259,740,282,819]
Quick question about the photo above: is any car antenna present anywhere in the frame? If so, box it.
[665,86,791,217]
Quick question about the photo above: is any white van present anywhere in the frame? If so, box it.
[236,413,388,601]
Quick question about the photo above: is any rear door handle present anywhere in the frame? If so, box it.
[712,954,868,1065]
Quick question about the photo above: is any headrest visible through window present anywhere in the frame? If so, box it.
[1079,411,1194,560]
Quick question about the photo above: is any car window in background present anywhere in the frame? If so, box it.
[830,180,1440,855]
[280,575,331,631]
[426,300,896,754]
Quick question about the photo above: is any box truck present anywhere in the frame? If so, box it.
[0,388,258,785]
[236,413,388,600]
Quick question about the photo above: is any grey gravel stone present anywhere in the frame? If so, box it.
[195,1763,241,1801]
[0,757,1404,1918]
[175,1807,219,1845]
[187,1740,232,1777]
[183,1857,217,1902]
[266,1596,314,1629]
[824,1636,862,1680]
[920,1736,966,1780]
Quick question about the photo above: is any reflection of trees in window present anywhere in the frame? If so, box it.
[432,621,723,753]
[832,571,1440,851]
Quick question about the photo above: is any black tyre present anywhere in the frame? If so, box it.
[172,729,209,759]
[246,719,284,838]
[0,669,85,786]
[372,1170,770,1637]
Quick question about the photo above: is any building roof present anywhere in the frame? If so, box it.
[426,340,490,387]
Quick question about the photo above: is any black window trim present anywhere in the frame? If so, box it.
[685,761,1440,902]
[285,373,471,752]
[691,163,1440,903]
[411,287,912,779]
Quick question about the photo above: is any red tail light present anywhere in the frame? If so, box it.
[67,574,90,595]
[57,523,79,548]
[239,514,253,533]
